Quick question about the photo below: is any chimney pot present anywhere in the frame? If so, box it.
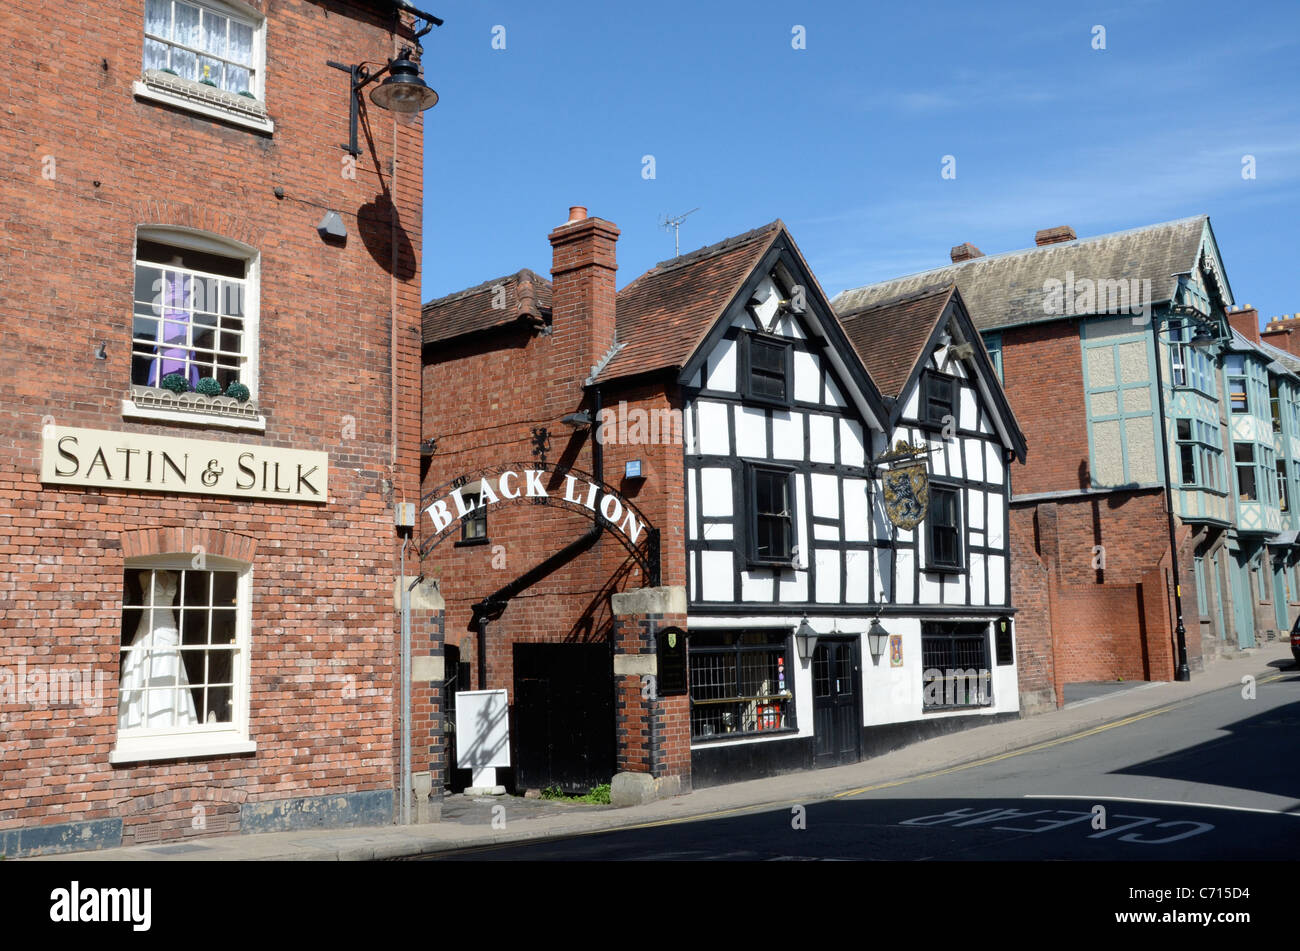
[950,242,984,263]
[567,205,588,223]
[1035,225,1077,247]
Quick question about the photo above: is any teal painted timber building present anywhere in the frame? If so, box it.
[836,217,1292,708]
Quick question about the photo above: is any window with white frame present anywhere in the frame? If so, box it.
[115,558,252,762]
[1169,320,1187,387]
[1175,417,1224,492]
[131,231,257,401]
[144,0,262,98]
[1235,443,1257,501]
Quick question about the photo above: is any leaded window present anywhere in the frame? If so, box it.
[688,631,793,738]
[921,622,993,709]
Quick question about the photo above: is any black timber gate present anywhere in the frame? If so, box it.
[512,643,615,794]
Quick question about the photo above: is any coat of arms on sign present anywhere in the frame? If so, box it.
[880,440,931,530]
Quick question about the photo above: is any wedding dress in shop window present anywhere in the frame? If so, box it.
[118,570,199,729]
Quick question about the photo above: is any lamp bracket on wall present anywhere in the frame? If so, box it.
[327,43,439,157]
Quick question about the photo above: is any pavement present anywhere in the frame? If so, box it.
[29,642,1296,862]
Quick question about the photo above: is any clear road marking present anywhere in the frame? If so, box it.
[834,672,1290,800]
[1024,794,1300,818]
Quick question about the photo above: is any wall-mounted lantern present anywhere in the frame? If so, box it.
[866,617,890,665]
[794,615,818,662]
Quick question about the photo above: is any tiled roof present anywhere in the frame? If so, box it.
[832,216,1211,332]
[1244,334,1300,380]
[836,284,955,400]
[594,222,783,383]
[422,269,551,346]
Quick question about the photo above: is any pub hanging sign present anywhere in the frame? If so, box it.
[875,439,933,530]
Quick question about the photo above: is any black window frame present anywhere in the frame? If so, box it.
[741,331,794,408]
[687,629,796,740]
[925,482,964,573]
[457,488,489,546]
[746,463,796,567]
[920,370,957,428]
[921,621,993,711]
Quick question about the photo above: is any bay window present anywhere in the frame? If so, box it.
[1236,443,1257,501]
[1226,355,1248,413]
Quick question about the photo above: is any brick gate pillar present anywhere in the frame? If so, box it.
[609,585,690,806]
[398,576,445,823]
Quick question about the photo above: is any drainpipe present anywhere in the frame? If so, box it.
[400,536,411,825]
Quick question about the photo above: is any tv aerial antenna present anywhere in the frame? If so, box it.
[660,207,700,257]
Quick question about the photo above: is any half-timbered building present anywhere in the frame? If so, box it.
[419,208,1027,795]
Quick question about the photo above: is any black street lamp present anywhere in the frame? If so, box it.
[328,46,440,156]
[1152,283,1219,683]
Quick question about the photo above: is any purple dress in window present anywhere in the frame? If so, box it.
[147,271,198,387]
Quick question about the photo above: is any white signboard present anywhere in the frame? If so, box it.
[41,426,328,504]
[455,689,511,769]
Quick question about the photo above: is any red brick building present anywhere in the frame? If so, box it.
[0,0,435,856]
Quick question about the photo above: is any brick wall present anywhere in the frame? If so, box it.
[421,211,691,792]
[1000,320,1092,495]
[611,610,690,787]
[0,0,425,853]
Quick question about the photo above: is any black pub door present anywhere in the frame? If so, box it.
[812,637,863,768]
[513,644,615,794]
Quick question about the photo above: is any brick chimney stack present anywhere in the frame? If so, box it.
[1035,226,1077,247]
[1262,313,1300,358]
[548,206,620,405]
[1227,304,1261,344]
[950,242,984,263]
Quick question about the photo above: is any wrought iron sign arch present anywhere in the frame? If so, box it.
[417,462,660,585]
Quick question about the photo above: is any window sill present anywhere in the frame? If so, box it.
[925,565,966,575]
[691,725,800,745]
[455,536,491,548]
[123,386,265,431]
[110,735,256,765]
[922,703,994,714]
[133,72,274,134]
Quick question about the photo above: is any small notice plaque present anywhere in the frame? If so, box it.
[655,627,688,696]
[995,616,1014,666]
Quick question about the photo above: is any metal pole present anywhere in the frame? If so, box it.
[1151,317,1193,681]
[400,537,412,823]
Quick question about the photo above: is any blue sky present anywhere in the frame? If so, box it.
[420,0,1300,324]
